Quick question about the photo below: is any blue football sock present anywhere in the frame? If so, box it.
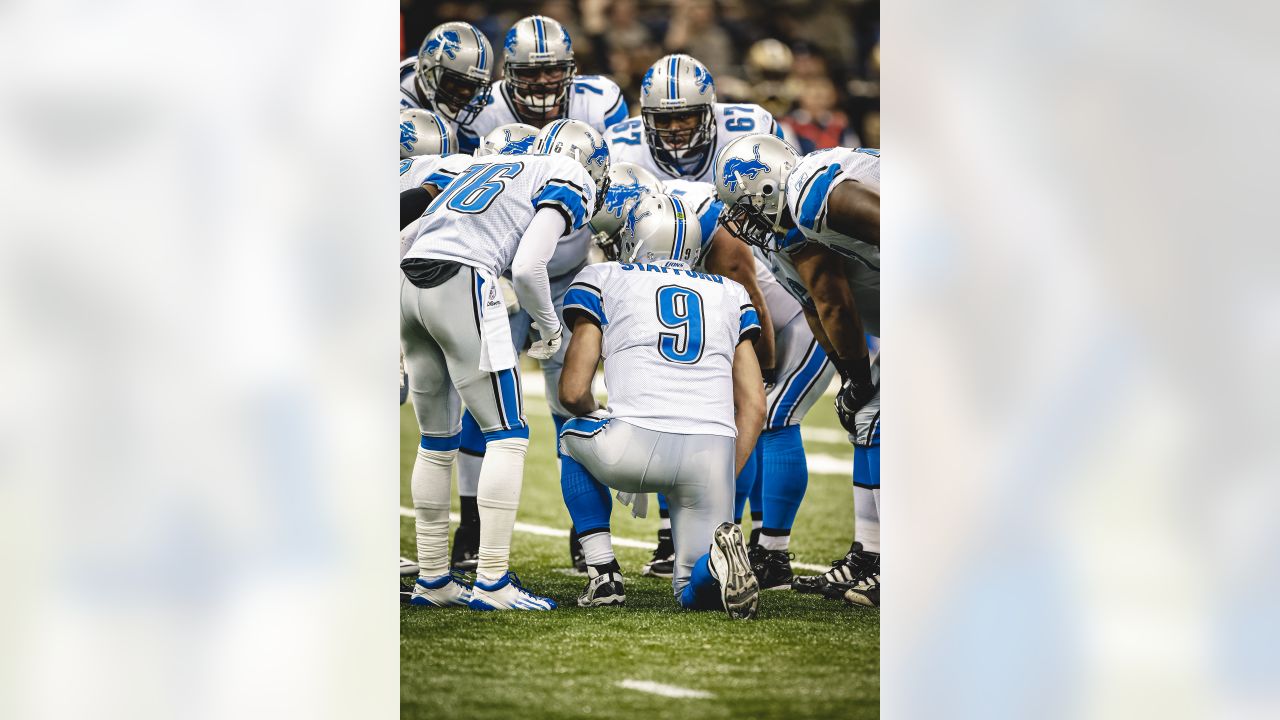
[748,452,764,519]
[762,425,808,531]
[733,441,761,522]
[560,452,612,536]
[678,552,723,610]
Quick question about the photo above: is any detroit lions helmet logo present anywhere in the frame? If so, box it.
[693,66,714,95]
[722,144,770,192]
[500,131,536,155]
[604,182,648,219]
[641,68,655,97]
[561,26,572,51]
[400,158,413,175]
[399,121,418,153]
[504,28,518,55]
[426,30,462,60]
[625,205,653,240]
[588,138,609,168]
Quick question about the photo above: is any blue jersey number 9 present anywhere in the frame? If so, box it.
[656,285,705,364]
[427,162,524,215]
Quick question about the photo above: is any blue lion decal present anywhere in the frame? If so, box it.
[721,144,770,192]
[641,67,655,97]
[400,158,413,175]
[693,65,714,95]
[625,205,652,240]
[504,28,518,55]
[604,181,649,219]
[500,132,536,155]
[588,139,609,168]
[561,26,572,51]
[426,30,462,60]
[399,121,418,153]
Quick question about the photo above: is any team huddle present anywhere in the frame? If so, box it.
[399,16,880,619]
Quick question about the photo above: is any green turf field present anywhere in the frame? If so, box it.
[400,371,878,719]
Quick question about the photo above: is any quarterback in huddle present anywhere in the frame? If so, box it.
[398,13,881,616]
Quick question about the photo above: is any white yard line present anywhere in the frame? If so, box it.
[398,507,830,573]
[616,679,714,699]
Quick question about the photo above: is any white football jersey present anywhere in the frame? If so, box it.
[784,147,880,261]
[468,75,629,140]
[564,261,759,437]
[605,103,780,183]
[399,57,483,154]
[398,153,473,192]
[403,154,596,279]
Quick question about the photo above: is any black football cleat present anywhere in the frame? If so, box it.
[793,542,878,599]
[641,529,675,579]
[751,548,795,591]
[569,526,587,574]
[451,523,479,572]
[578,564,626,607]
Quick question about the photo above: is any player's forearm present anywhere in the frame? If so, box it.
[731,342,766,475]
[802,304,838,360]
[558,317,603,416]
[794,245,870,381]
[705,231,776,373]
[512,208,568,335]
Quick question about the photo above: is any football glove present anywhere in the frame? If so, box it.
[528,324,563,360]
[835,377,876,434]
[761,366,778,390]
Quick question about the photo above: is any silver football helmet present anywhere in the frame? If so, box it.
[474,122,539,157]
[502,15,576,124]
[416,21,494,127]
[400,108,456,159]
[588,163,662,261]
[639,54,717,176]
[534,119,611,212]
[713,133,799,251]
[620,192,703,265]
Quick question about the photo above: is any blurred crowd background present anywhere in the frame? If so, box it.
[400,0,880,151]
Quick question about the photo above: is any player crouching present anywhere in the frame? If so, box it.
[556,193,766,619]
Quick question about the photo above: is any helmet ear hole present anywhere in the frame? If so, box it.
[761,181,776,196]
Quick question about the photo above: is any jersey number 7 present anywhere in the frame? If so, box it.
[656,285,705,364]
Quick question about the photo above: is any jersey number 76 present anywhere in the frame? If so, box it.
[655,285,705,364]
[426,161,525,216]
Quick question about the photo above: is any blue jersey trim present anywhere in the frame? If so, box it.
[419,433,462,451]
[797,164,842,231]
[697,199,723,245]
[604,97,629,129]
[533,181,589,229]
[767,342,829,428]
[563,287,608,325]
[424,171,455,189]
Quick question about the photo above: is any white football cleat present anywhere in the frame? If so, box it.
[708,522,760,620]
[400,557,420,577]
[408,572,471,607]
[468,572,558,611]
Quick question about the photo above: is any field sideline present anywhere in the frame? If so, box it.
[400,367,879,720]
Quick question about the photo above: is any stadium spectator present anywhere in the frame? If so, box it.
[782,76,861,155]
[663,0,734,81]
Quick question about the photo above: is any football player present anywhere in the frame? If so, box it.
[467,15,629,139]
[605,54,780,184]
[606,53,784,563]
[714,134,881,607]
[557,193,766,619]
[399,21,494,153]
[450,15,629,574]
[399,119,609,611]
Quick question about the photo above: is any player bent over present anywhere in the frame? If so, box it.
[557,193,766,619]
[399,119,609,610]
